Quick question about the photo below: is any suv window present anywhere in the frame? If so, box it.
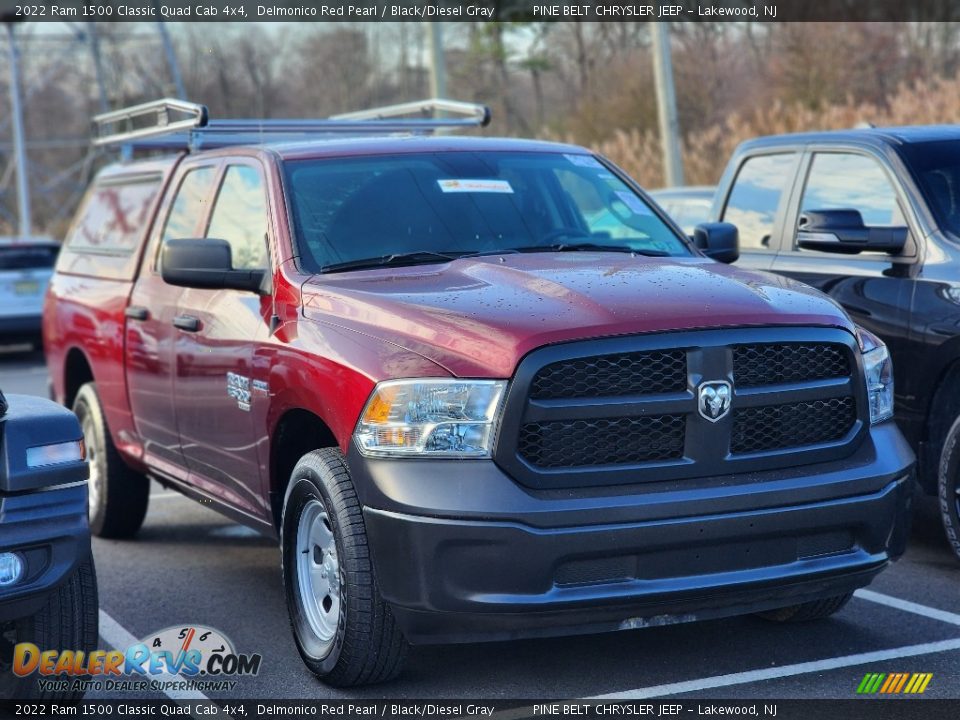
[0,244,58,270]
[799,153,904,239]
[284,151,690,272]
[722,153,796,251]
[161,167,217,246]
[67,178,160,254]
[206,166,269,270]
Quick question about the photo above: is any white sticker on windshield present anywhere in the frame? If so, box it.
[615,191,654,216]
[438,179,514,194]
[564,154,605,169]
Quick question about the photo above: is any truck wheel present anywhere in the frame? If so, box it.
[73,383,149,538]
[280,448,407,687]
[756,593,853,622]
[937,415,960,562]
[0,557,99,700]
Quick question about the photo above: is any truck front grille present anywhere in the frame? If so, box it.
[494,328,866,489]
[730,397,857,454]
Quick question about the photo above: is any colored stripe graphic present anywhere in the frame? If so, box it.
[857,672,932,694]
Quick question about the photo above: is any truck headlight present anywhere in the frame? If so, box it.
[25,439,85,468]
[355,379,507,458]
[0,552,24,587]
[857,327,894,424]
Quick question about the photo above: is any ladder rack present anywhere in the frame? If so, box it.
[92,98,492,152]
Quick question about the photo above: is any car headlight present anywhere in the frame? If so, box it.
[857,327,894,424]
[355,379,507,458]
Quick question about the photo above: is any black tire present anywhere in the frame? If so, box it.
[73,382,149,538]
[937,415,960,562]
[281,448,407,687]
[0,557,99,700]
[756,593,853,623]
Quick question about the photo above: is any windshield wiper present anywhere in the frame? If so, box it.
[319,250,468,274]
[506,243,671,257]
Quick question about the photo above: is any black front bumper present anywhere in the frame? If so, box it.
[0,484,90,621]
[349,423,914,644]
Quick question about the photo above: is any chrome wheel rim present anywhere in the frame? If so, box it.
[296,498,341,652]
[81,414,101,518]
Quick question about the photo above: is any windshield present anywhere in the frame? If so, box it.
[899,140,960,237]
[284,151,691,272]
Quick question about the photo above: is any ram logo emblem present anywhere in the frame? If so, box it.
[698,380,732,422]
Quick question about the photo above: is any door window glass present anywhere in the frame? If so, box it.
[722,154,796,251]
[206,166,269,270]
[799,153,904,235]
[161,167,217,245]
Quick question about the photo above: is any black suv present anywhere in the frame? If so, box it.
[0,389,97,699]
[712,126,960,560]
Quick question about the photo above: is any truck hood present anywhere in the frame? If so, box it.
[302,253,856,378]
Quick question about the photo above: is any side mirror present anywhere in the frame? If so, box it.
[797,209,907,255]
[161,239,266,293]
[694,222,739,264]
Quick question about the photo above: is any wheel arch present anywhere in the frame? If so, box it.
[269,408,339,532]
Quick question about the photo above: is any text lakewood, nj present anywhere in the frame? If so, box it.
[533,3,777,17]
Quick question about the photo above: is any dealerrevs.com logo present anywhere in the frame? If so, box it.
[13,625,262,694]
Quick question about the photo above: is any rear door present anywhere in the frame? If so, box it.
[719,151,802,272]
[126,162,220,477]
[171,161,274,520]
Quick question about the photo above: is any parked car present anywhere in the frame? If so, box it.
[650,185,716,234]
[44,99,914,687]
[712,126,960,562]
[0,238,59,350]
[0,388,97,699]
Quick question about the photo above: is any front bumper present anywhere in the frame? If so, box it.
[349,422,914,644]
[0,484,90,622]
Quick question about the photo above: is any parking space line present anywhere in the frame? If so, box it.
[586,638,960,700]
[98,609,210,702]
[150,492,185,501]
[855,588,960,627]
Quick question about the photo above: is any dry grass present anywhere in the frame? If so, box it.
[566,74,960,189]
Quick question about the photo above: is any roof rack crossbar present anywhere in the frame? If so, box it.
[92,98,208,147]
[93,97,491,151]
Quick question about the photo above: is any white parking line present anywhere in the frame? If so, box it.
[98,609,210,702]
[587,637,960,700]
[150,492,185,501]
[855,588,960,627]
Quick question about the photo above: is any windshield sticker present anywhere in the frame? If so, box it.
[437,179,514,194]
[615,191,654,216]
[564,154,605,169]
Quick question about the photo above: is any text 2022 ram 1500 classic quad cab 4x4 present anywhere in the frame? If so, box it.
[43,99,915,687]
[713,125,960,563]
[0,389,97,700]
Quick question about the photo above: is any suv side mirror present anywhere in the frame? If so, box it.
[161,239,266,293]
[694,222,739,264]
[797,209,907,255]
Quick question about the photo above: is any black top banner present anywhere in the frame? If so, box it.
[1,0,960,22]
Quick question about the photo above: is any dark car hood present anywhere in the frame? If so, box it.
[302,253,856,378]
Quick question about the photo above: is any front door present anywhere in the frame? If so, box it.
[171,162,274,521]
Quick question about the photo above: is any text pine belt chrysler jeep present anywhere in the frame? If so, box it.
[43,99,915,687]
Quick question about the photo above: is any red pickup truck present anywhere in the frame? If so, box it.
[44,100,915,687]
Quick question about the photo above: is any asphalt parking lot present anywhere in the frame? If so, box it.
[2,344,959,702]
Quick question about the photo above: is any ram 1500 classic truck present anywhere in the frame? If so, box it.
[713,126,960,562]
[43,100,915,687]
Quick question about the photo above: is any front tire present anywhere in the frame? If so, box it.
[73,382,149,538]
[937,415,960,562]
[756,593,853,622]
[0,557,99,700]
[281,448,407,687]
